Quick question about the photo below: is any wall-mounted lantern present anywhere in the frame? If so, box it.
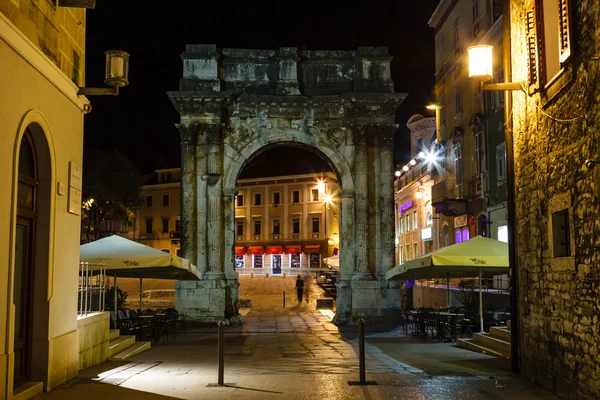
[78,50,130,96]
[467,45,523,91]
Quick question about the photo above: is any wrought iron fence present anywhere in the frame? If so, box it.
[78,262,107,317]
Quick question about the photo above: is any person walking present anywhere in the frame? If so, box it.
[296,275,305,303]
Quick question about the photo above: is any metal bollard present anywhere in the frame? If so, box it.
[359,318,365,385]
[283,291,286,308]
[218,320,224,386]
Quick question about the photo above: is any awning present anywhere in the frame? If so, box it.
[303,244,321,254]
[247,246,265,255]
[284,245,302,254]
[266,245,283,254]
[235,246,246,256]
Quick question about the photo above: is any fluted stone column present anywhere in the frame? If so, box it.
[223,188,237,279]
[378,125,396,277]
[204,124,224,279]
[353,125,370,278]
[179,123,198,266]
[333,191,356,324]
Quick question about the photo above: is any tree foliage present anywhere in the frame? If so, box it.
[82,149,143,242]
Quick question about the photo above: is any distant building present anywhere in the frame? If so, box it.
[129,169,340,276]
[395,115,437,264]
[1,1,92,396]
[235,171,339,275]
[428,0,505,243]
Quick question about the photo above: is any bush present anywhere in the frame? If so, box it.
[105,287,127,311]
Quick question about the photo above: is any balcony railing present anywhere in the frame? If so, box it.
[236,232,327,242]
[78,262,107,318]
[169,230,180,239]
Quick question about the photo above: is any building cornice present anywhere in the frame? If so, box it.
[428,0,459,31]
[0,11,89,112]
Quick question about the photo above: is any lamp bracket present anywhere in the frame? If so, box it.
[78,86,120,96]
[480,82,524,92]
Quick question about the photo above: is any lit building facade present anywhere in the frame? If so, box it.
[135,168,182,255]
[428,0,505,244]
[234,172,339,275]
[395,115,437,264]
[507,0,599,398]
[1,1,92,397]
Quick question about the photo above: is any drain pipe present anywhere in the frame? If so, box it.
[502,0,520,373]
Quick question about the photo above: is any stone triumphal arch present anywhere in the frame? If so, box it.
[169,45,406,325]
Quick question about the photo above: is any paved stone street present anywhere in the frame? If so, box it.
[39,302,560,400]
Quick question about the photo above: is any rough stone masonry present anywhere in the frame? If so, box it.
[509,1,600,399]
[168,45,406,325]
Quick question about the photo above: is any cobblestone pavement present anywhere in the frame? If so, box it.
[40,303,560,400]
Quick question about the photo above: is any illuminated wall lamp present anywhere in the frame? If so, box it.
[425,104,443,143]
[78,50,130,96]
[468,45,523,91]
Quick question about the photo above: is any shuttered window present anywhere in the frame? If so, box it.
[526,0,572,93]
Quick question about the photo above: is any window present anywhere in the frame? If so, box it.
[105,220,113,232]
[526,0,572,92]
[163,194,170,207]
[175,219,181,232]
[161,172,172,183]
[454,86,462,116]
[146,195,153,208]
[406,214,411,232]
[442,224,449,247]
[413,211,418,230]
[72,50,80,85]
[235,255,245,269]
[426,203,433,226]
[472,0,480,21]
[498,225,508,243]
[292,190,300,203]
[145,219,153,234]
[273,192,280,205]
[176,248,181,257]
[417,138,424,152]
[162,217,169,233]
[254,193,262,206]
[272,220,280,235]
[552,209,570,257]
[253,255,263,269]
[312,217,320,233]
[453,16,459,51]
[474,129,483,177]
[290,253,300,268]
[254,220,261,236]
[292,218,300,234]
[462,229,470,242]
[414,243,418,259]
[492,69,505,110]
[455,230,462,244]
[236,221,244,237]
[398,214,403,234]
[478,215,487,237]
[311,189,319,202]
[237,194,244,207]
[309,254,321,268]
[439,95,446,129]
[453,144,463,178]
[496,142,506,182]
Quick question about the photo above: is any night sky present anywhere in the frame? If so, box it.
[84,1,438,175]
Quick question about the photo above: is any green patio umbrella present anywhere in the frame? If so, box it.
[386,236,509,333]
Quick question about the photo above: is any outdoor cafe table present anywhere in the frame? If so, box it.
[437,312,465,342]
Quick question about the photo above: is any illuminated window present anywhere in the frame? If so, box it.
[311,189,319,202]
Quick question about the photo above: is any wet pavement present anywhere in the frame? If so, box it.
[38,300,559,400]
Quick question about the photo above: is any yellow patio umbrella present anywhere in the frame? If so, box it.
[386,236,509,332]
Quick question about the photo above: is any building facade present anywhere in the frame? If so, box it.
[395,115,437,264]
[508,0,600,398]
[428,0,505,244]
[136,168,182,255]
[1,1,91,397]
[234,172,339,275]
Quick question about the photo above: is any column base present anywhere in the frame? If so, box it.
[175,275,241,325]
[333,278,402,325]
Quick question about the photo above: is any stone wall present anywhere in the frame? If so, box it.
[77,312,109,370]
[510,1,600,398]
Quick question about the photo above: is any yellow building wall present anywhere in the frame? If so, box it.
[0,6,88,397]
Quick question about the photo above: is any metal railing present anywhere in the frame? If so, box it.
[78,262,107,318]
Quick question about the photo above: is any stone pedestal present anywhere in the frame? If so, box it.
[175,276,240,324]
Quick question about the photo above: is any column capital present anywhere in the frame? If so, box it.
[178,123,200,144]
[202,124,223,144]
[379,124,396,146]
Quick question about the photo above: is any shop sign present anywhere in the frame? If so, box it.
[454,214,468,228]
[421,227,432,240]
[398,200,413,216]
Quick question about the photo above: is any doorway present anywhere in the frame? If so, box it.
[13,132,38,387]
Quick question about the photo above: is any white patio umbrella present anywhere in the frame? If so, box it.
[386,236,509,333]
[323,255,339,270]
[80,235,201,312]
